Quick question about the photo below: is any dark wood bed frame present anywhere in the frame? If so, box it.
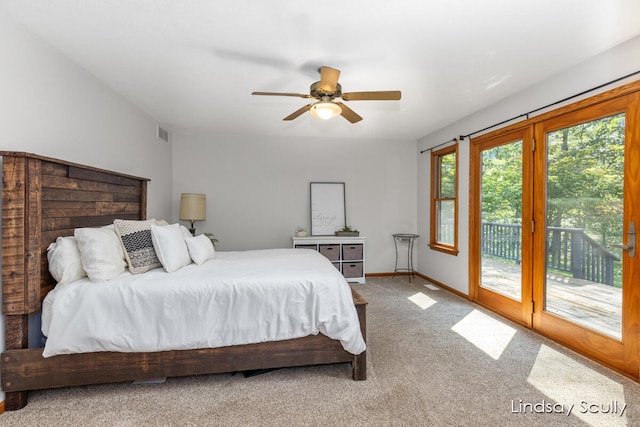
[0,152,367,411]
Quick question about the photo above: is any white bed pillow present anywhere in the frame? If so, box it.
[184,234,216,265]
[74,227,126,282]
[47,236,87,284]
[150,223,192,272]
[180,225,193,239]
[101,224,126,261]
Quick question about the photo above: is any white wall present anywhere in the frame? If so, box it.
[0,12,173,218]
[172,131,417,273]
[0,12,174,402]
[417,35,640,295]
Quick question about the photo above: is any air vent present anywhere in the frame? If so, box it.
[157,126,170,142]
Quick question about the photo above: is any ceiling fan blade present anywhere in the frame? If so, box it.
[341,91,402,101]
[252,91,311,98]
[335,102,363,123]
[283,104,313,121]
[319,66,341,93]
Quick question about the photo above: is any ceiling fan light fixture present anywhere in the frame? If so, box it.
[310,102,342,120]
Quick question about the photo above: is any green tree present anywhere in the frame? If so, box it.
[546,113,624,244]
[481,140,523,224]
[480,114,624,245]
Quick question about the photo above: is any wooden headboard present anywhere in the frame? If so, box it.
[1,152,149,321]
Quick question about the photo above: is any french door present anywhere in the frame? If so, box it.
[470,88,640,378]
[532,95,640,375]
[470,128,533,327]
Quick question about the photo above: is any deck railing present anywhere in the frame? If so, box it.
[481,222,522,262]
[481,222,619,286]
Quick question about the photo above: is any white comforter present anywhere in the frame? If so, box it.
[41,248,366,357]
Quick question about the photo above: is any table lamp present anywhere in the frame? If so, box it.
[179,193,206,235]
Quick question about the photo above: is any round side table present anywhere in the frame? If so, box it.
[393,234,420,282]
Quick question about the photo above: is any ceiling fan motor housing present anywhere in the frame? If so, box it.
[310,81,341,98]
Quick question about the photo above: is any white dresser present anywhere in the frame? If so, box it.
[292,236,366,283]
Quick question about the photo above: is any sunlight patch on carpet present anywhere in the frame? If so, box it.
[424,284,440,291]
[451,309,516,360]
[527,344,627,426]
[408,292,437,309]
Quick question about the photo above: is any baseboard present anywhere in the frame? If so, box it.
[415,273,470,300]
[365,272,470,300]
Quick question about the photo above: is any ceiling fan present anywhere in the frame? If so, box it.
[251,66,401,123]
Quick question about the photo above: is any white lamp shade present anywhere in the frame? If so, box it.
[179,193,206,221]
[310,102,342,120]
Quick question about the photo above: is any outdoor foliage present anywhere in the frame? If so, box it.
[439,152,456,198]
[546,113,624,244]
[481,140,523,224]
[481,113,625,246]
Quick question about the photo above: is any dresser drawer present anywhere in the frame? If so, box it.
[295,244,318,251]
[342,262,363,278]
[319,244,340,261]
[342,244,363,260]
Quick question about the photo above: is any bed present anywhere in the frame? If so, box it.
[0,151,367,411]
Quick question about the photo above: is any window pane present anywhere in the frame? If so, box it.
[437,200,455,245]
[440,153,456,198]
[430,143,458,254]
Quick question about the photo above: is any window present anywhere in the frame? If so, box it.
[430,144,458,255]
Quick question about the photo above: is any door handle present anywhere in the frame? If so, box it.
[609,221,636,258]
[609,243,631,250]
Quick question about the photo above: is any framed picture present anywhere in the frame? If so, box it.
[310,182,346,236]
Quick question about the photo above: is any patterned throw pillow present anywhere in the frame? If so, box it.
[114,219,161,274]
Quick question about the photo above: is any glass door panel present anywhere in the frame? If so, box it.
[480,140,523,302]
[544,113,625,339]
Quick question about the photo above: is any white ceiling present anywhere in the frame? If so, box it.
[3,0,640,141]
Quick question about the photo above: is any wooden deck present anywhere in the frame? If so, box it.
[481,258,622,339]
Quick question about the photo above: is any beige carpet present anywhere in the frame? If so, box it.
[2,276,640,426]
